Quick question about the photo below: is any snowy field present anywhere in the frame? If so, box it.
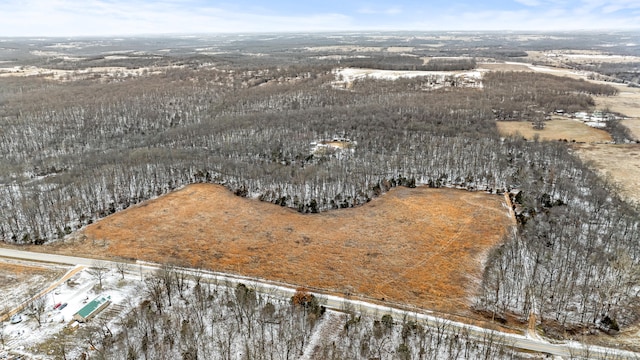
[1,265,145,359]
[333,67,484,89]
[526,50,640,69]
[0,65,175,81]
[0,259,69,320]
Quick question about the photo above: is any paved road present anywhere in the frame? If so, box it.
[2,247,639,359]
[0,248,108,267]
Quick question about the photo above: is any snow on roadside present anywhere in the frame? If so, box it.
[2,267,144,358]
[4,256,638,359]
[299,310,344,360]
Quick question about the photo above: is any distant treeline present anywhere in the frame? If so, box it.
[485,71,618,118]
[339,55,477,71]
[585,62,640,86]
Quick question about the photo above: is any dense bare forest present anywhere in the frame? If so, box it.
[94,270,523,360]
[0,68,619,238]
[2,33,640,341]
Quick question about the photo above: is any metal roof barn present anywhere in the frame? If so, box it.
[73,295,111,323]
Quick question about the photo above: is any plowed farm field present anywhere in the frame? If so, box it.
[45,184,514,314]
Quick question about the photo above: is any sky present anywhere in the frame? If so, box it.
[0,0,639,37]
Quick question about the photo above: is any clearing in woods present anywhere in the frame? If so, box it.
[573,143,640,204]
[42,184,513,315]
[593,83,640,141]
[496,118,612,142]
[487,62,640,206]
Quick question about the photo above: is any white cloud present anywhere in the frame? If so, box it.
[457,8,640,30]
[512,0,640,17]
[0,0,355,36]
[575,0,640,14]
[602,4,622,12]
[399,5,640,31]
[0,0,638,36]
[358,6,403,15]
[514,0,543,7]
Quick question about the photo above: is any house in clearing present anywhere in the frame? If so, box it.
[73,295,111,323]
[310,137,356,156]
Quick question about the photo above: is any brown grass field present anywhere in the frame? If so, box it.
[594,84,640,141]
[595,86,640,118]
[41,184,514,315]
[496,118,612,142]
[574,143,640,204]
[621,119,640,141]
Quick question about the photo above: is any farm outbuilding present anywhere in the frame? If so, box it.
[73,295,111,323]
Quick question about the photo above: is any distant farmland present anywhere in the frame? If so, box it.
[496,118,612,143]
[41,184,515,315]
[574,143,640,204]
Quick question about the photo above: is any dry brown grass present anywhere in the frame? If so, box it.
[0,261,51,277]
[42,184,513,315]
[621,119,640,141]
[0,260,64,290]
[594,85,640,118]
[593,84,640,141]
[0,259,68,316]
[573,143,640,204]
[496,118,612,142]
[478,63,534,72]
[479,59,640,141]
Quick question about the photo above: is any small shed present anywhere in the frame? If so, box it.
[73,295,111,323]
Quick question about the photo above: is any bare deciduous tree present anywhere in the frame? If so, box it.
[115,262,129,280]
[31,295,47,328]
[89,261,110,290]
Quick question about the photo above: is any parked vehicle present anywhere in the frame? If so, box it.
[58,303,68,310]
[53,302,62,310]
[10,314,22,324]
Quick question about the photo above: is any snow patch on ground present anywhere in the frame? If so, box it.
[299,310,344,360]
[546,53,640,62]
[336,67,483,81]
[2,267,144,358]
[503,61,591,78]
[30,50,67,57]
[333,67,484,89]
[305,45,383,52]
[0,65,179,81]
[45,43,85,50]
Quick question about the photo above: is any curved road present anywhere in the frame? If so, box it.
[1,247,639,359]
